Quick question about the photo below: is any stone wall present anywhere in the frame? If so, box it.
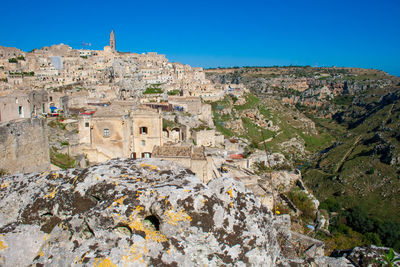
[0,118,50,174]
[192,129,216,147]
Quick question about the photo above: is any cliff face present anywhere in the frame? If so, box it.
[0,158,280,266]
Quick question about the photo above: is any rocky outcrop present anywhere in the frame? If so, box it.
[0,158,389,266]
[331,246,400,267]
[0,158,280,266]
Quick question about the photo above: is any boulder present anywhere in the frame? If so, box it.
[0,158,280,266]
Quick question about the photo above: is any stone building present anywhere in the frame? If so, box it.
[167,96,213,126]
[0,90,48,123]
[131,107,163,158]
[78,104,162,163]
[192,129,224,147]
[152,145,212,183]
[0,118,50,174]
[110,30,116,52]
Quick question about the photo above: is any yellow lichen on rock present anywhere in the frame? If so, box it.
[128,216,167,243]
[93,257,117,267]
[0,181,9,189]
[37,250,45,257]
[0,235,7,250]
[44,188,59,199]
[121,243,149,265]
[164,208,192,226]
[139,163,159,171]
[109,196,127,209]
[227,188,233,198]
[72,176,79,184]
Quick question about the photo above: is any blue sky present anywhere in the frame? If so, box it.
[2,0,400,75]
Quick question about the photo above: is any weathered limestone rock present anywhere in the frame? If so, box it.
[0,158,280,266]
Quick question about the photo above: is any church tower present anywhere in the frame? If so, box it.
[110,30,116,51]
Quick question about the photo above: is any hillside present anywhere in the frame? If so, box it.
[206,66,400,251]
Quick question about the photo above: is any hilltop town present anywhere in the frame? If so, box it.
[0,31,260,201]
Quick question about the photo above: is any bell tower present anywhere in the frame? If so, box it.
[110,30,116,51]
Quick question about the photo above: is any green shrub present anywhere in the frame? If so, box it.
[167,89,180,95]
[143,87,162,94]
[320,198,341,212]
[50,147,75,169]
[60,141,69,146]
[363,232,382,246]
[287,187,316,221]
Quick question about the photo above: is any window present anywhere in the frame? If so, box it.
[142,152,151,158]
[18,106,23,116]
[141,140,146,146]
[85,122,89,127]
[104,128,110,137]
[140,127,148,135]
[49,96,53,101]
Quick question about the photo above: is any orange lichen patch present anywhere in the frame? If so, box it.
[51,172,59,179]
[0,236,7,251]
[93,257,117,267]
[75,252,90,264]
[120,174,129,178]
[227,188,233,198]
[108,196,127,209]
[59,221,70,231]
[71,176,79,184]
[121,243,149,265]
[36,250,45,257]
[184,189,190,193]
[129,217,167,243]
[135,206,144,212]
[139,163,159,171]
[164,208,192,226]
[0,181,9,189]
[44,188,59,199]
[115,212,166,243]
[135,190,143,197]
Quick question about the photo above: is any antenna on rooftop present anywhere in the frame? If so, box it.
[82,42,92,49]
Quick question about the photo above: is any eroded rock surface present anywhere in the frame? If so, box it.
[0,158,280,266]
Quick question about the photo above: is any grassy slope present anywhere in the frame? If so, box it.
[211,93,335,166]
[207,66,400,250]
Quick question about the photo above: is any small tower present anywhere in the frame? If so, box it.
[110,30,116,51]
